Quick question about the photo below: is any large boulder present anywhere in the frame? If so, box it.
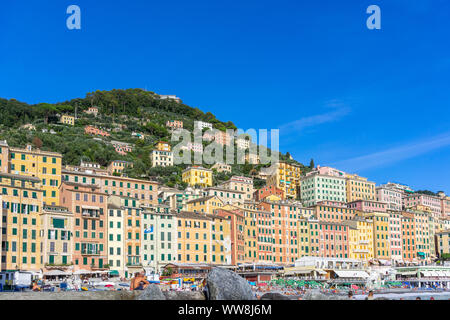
[260,293,292,300]
[136,284,166,300]
[206,267,256,300]
[163,291,205,300]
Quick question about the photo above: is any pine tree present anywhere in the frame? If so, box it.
[309,158,315,169]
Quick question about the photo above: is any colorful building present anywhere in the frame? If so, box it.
[141,207,177,272]
[107,160,133,176]
[9,145,62,206]
[59,181,108,271]
[41,205,73,270]
[84,125,110,137]
[176,211,231,264]
[345,173,376,202]
[166,120,183,130]
[361,211,390,261]
[405,193,442,218]
[388,210,403,263]
[314,201,356,223]
[266,162,302,200]
[182,166,212,187]
[62,168,159,207]
[60,114,75,126]
[215,208,245,265]
[107,199,125,277]
[0,173,43,271]
[301,168,346,206]
[254,185,284,202]
[186,195,224,214]
[219,176,254,202]
[345,216,374,264]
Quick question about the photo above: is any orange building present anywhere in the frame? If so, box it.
[314,201,356,223]
[260,201,299,264]
[215,208,245,265]
[401,212,416,262]
[62,168,159,207]
[256,209,273,263]
[84,126,110,137]
[254,185,284,202]
[319,222,349,259]
[59,181,108,270]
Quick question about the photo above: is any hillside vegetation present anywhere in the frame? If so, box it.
[0,89,311,188]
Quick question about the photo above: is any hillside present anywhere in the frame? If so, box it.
[0,89,311,188]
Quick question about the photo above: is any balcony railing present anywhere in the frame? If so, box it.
[82,210,100,219]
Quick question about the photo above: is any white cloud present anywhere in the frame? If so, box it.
[332,132,450,172]
[279,100,350,133]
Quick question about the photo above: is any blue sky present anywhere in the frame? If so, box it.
[0,0,449,193]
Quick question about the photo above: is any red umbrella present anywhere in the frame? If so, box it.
[258,283,267,286]
[105,284,114,288]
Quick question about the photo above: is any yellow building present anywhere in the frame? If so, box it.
[10,145,62,206]
[182,166,212,187]
[266,161,301,199]
[107,160,133,176]
[436,230,450,259]
[345,216,374,264]
[60,115,75,126]
[298,217,310,258]
[0,140,10,173]
[186,195,223,214]
[345,173,376,202]
[176,211,231,264]
[156,141,171,152]
[0,173,43,271]
[360,211,390,260]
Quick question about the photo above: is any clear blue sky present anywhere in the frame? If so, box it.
[1,0,449,193]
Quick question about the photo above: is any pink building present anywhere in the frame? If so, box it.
[319,222,349,259]
[307,166,346,177]
[404,194,442,217]
[181,142,203,153]
[347,200,387,213]
[388,211,403,262]
[439,192,450,216]
[376,186,403,211]
[84,126,110,137]
[166,120,183,129]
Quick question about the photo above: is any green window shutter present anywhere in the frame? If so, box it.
[53,218,65,229]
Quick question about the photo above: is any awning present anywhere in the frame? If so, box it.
[398,271,417,276]
[334,270,370,278]
[109,270,120,276]
[74,269,94,275]
[44,270,71,276]
[82,205,100,210]
[284,269,314,275]
[420,271,432,277]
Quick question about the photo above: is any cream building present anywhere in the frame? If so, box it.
[41,205,73,269]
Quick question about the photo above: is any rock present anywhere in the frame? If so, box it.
[163,291,205,300]
[206,267,256,300]
[260,293,292,300]
[136,284,166,300]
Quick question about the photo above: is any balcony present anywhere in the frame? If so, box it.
[82,207,101,219]
[81,243,100,255]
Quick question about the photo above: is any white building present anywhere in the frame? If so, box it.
[151,150,174,167]
[194,121,213,131]
[180,142,203,153]
[107,201,125,277]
